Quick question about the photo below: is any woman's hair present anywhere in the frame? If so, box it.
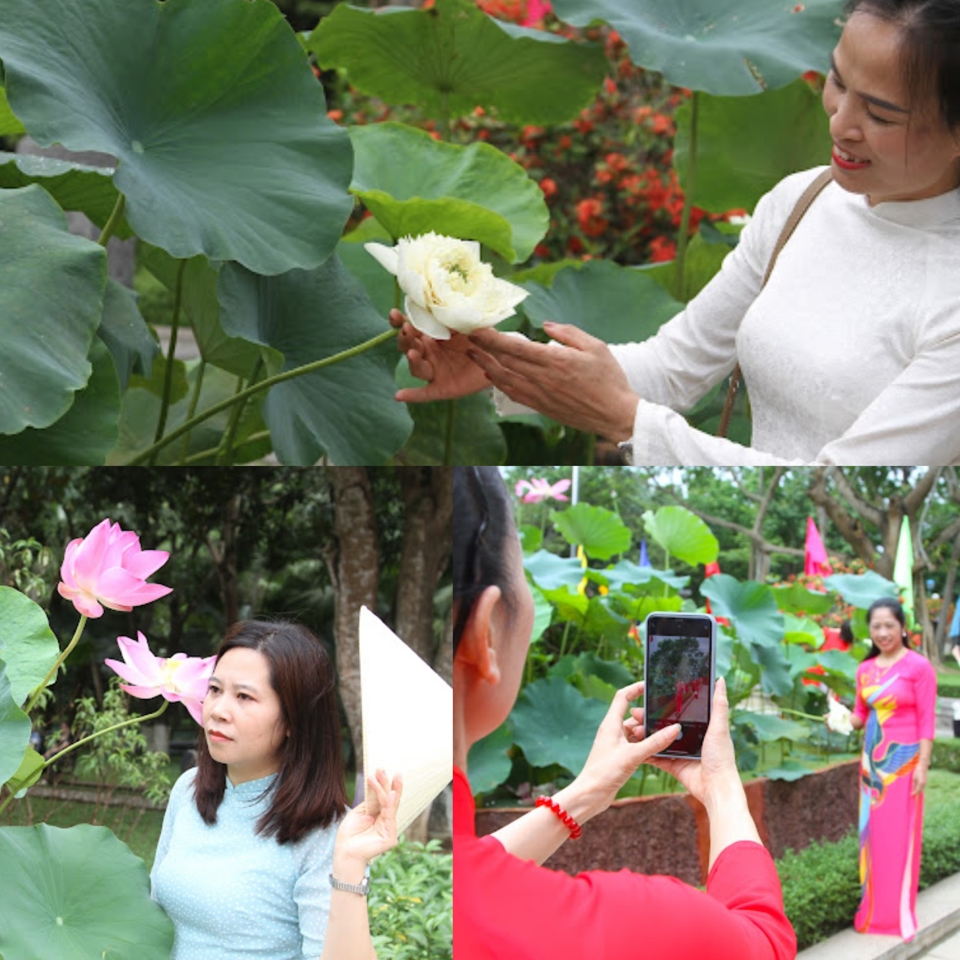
[863,597,909,660]
[844,0,960,133]
[193,620,347,844]
[453,467,518,655]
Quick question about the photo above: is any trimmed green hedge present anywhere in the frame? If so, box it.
[932,738,960,774]
[778,772,960,949]
[937,678,960,698]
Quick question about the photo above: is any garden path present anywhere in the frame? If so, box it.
[797,872,960,960]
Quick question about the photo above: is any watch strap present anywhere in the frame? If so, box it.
[329,872,369,896]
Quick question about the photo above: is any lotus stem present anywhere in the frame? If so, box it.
[126,327,400,465]
[97,193,126,248]
[177,359,207,464]
[23,616,88,715]
[41,699,169,772]
[150,258,188,463]
[673,91,699,302]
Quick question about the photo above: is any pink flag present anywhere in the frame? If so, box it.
[804,516,833,577]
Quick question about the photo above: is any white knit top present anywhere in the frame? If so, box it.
[497,167,960,465]
[609,166,960,465]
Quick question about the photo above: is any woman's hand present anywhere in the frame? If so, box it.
[554,681,682,824]
[645,677,741,809]
[912,764,928,796]
[333,769,402,869]
[390,309,490,402]
[467,322,639,442]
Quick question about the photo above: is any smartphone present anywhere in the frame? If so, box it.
[643,612,717,759]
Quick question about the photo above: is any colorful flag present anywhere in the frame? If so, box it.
[639,539,651,567]
[804,517,833,577]
[893,516,915,626]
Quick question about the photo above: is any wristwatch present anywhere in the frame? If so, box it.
[617,440,634,465]
[329,872,370,896]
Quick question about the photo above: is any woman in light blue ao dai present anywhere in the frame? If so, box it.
[152,620,399,960]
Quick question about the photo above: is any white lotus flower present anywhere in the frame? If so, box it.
[824,698,853,735]
[365,232,529,341]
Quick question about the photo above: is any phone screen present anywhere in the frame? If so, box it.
[643,613,716,758]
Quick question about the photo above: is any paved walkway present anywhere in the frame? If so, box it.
[798,872,960,960]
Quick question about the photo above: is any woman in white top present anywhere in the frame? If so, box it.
[390,0,960,466]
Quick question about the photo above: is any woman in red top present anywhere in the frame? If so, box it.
[453,467,797,960]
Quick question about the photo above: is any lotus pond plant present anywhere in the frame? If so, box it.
[0,518,212,960]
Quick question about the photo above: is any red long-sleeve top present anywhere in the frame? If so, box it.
[454,767,797,960]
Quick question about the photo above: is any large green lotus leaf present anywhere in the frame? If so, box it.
[98,279,158,389]
[523,550,585,592]
[530,584,553,643]
[0,657,30,785]
[339,219,397,319]
[520,260,683,343]
[700,574,792,696]
[0,149,116,216]
[0,151,133,238]
[639,233,732,304]
[0,0,353,275]
[0,587,59,707]
[218,257,414,465]
[582,596,631,644]
[509,677,608,774]
[601,559,689,594]
[395,360,507,465]
[550,503,631,560]
[108,361,271,465]
[466,723,514,796]
[825,571,899,610]
[0,341,121,464]
[6,745,44,797]
[643,506,719,565]
[0,823,175,960]
[762,759,812,782]
[782,612,824,646]
[549,0,842,95]
[0,84,25,136]
[783,644,819,679]
[734,710,808,743]
[541,585,589,624]
[309,0,607,125]
[350,122,548,263]
[675,79,833,213]
[0,185,106,435]
[772,581,835,616]
[139,245,276,380]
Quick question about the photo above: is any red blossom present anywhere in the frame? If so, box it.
[539,177,558,199]
[648,236,676,262]
[576,197,609,237]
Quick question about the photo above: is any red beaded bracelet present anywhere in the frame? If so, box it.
[535,796,582,839]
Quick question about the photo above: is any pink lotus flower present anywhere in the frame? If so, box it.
[105,632,216,725]
[515,477,571,504]
[58,518,173,618]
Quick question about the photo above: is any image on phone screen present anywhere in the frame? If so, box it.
[645,620,714,758]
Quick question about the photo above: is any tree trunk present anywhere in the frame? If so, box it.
[206,493,241,626]
[324,468,380,767]
[394,468,454,673]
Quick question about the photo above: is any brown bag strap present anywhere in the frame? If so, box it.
[717,168,833,439]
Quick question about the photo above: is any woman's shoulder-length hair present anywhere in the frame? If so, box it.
[192,619,348,845]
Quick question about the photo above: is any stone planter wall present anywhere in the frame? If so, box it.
[474,758,859,886]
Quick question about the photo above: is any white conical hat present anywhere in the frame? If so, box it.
[360,606,452,835]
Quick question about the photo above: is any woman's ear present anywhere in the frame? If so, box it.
[455,585,504,686]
